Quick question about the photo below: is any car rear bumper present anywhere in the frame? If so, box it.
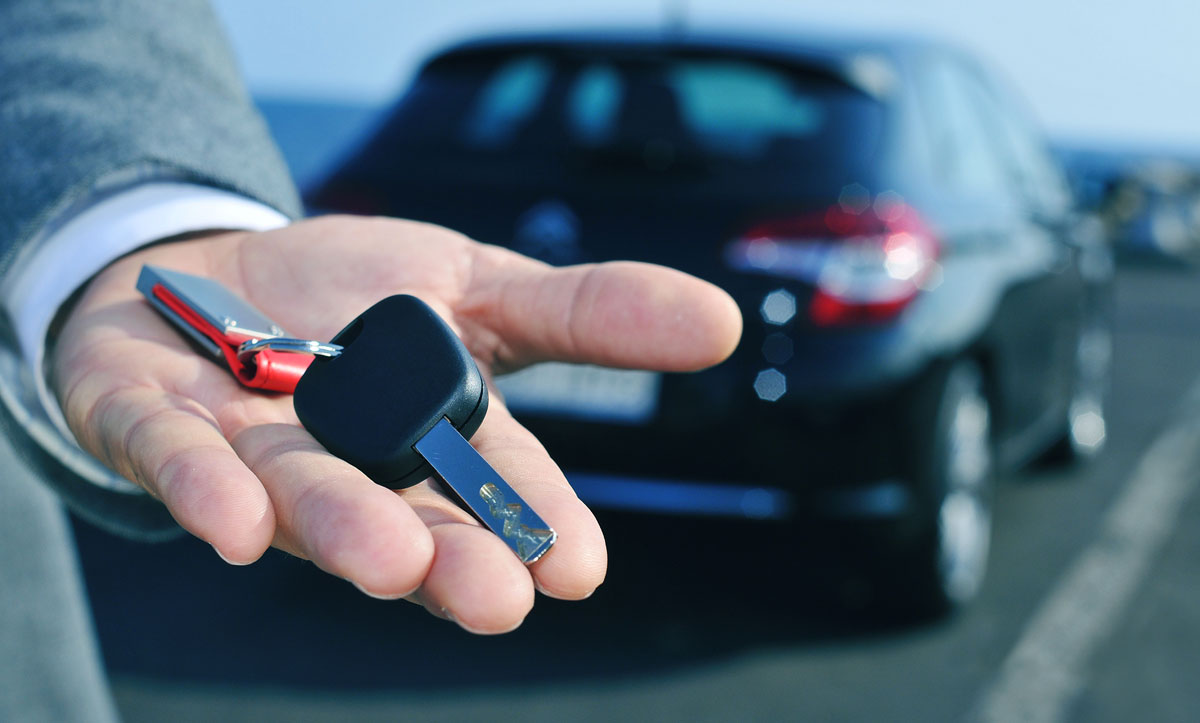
[517,371,925,525]
[564,471,915,522]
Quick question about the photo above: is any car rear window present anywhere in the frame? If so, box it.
[385,48,885,181]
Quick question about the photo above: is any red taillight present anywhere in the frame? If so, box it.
[724,201,941,326]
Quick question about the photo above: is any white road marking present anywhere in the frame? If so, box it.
[973,377,1200,723]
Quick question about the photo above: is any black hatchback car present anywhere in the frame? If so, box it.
[311,30,1114,614]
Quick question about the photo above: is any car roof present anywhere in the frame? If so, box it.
[428,26,950,72]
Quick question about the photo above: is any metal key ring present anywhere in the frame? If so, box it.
[237,337,343,363]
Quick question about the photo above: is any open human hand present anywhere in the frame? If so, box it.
[52,216,742,633]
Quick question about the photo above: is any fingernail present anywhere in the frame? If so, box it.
[353,582,405,600]
[446,610,523,635]
[211,545,251,566]
[535,579,597,600]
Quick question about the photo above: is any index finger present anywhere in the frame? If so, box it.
[455,247,742,373]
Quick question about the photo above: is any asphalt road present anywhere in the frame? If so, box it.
[73,265,1200,722]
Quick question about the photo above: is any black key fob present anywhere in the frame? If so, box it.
[293,294,488,489]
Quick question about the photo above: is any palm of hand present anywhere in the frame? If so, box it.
[53,216,741,633]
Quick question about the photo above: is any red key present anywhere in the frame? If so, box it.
[136,265,339,393]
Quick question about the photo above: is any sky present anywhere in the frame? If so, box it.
[212,0,1200,150]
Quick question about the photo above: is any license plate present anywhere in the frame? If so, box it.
[496,362,661,424]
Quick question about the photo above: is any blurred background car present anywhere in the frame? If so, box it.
[308,30,1114,616]
[1056,143,1200,266]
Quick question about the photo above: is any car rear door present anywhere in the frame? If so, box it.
[970,65,1085,442]
[915,54,1080,449]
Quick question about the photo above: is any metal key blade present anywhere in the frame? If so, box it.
[137,265,288,357]
[414,417,557,564]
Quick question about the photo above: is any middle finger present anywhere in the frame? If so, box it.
[230,423,434,599]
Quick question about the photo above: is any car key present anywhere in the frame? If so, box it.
[137,264,342,392]
[137,266,556,564]
[293,294,557,563]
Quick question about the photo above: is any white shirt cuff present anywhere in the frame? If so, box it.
[1,182,289,490]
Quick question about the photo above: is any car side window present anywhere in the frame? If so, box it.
[918,57,1014,199]
[964,71,1073,215]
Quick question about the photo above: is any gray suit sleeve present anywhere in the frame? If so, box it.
[0,0,301,250]
[0,0,302,538]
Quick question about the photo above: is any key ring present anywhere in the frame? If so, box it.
[237,337,343,364]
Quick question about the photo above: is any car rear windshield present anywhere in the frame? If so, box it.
[383,47,886,183]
